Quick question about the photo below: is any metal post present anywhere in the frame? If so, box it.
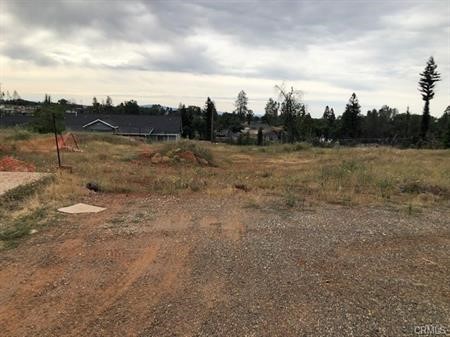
[53,113,61,168]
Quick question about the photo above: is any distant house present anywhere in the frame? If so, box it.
[0,114,33,128]
[215,122,283,143]
[64,114,182,140]
[0,104,37,115]
[242,122,283,142]
[0,113,182,141]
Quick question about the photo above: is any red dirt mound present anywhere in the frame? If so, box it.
[0,156,36,172]
[178,151,197,163]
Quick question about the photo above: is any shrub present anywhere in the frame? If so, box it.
[5,128,33,141]
[159,140,214,164]
[32,105,65,134]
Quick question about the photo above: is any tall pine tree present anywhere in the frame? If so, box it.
[322,106,336,140]
[340,93,362,138]
[418,57,441,140]
[204,97,217,142]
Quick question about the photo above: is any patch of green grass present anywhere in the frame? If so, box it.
[0,207,56,248]
[4,128,34,141]
[284,191,297,208]
[377,178,394,200]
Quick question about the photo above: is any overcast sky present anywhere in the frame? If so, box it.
[0,0,448,116]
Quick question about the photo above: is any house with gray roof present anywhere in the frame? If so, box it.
[0,113,182,141]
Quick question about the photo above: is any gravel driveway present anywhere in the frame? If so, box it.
[0,194,448,336]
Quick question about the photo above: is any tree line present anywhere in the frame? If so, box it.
[3,57,448,147]
[179,57,449,148]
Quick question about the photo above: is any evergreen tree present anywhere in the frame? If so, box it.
[179,103,194,138]
[378,105,397,138]
[187,105,205,139]
[246,109,254,126]
[117,100,139,114]
[439,106,450,148]
[276,85,304,143]
[234,90,248,122]
[12,90,20,100]
[33,104,65,133]
[92,97,100,114]
[419,57,441,140]
[444,122,450,148]
[257,127,263,146]
[298,111,313,141]
[322,105,336,140]
[58,98,68,106]
[340,93,362,138]
[204,97,217,141]
[105,96,113,113]
[263,98,279,125]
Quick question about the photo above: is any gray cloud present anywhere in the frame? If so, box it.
[1,0,448,92]
[1,43,58,66]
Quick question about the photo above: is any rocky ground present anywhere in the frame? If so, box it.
[0,193,449,337]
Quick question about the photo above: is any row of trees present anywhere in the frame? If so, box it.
[179,57,447,147]
[177,78,449,147]
[0,88,21,101]
[6,56,448,147]
[257,89,449,147]
[219,56,448,147]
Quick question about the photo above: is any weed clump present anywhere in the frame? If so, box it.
[159,140,215,166]
[5,128,33,141]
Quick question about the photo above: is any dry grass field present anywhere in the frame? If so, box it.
[0,129,449,336]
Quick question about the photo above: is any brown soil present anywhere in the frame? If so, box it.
[16,136,57,153]
[0,193,449,336]
[0,156,35,172]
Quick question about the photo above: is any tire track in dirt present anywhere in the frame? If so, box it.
[66,241,161,337]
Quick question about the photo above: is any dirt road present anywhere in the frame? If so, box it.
[0,194,449,336]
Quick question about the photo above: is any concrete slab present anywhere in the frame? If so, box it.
[58,203,106,214]
[0,172,50,196]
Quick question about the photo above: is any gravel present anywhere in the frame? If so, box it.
[1,194,448,337]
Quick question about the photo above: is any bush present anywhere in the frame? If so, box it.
[159,140,214,164]
[32,105,65,134]
[5,128,33,141]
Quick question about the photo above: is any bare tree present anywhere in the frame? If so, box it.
[275,84,304,143]
[234,90,249,122]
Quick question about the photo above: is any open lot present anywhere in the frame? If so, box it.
[0,130,449,336]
